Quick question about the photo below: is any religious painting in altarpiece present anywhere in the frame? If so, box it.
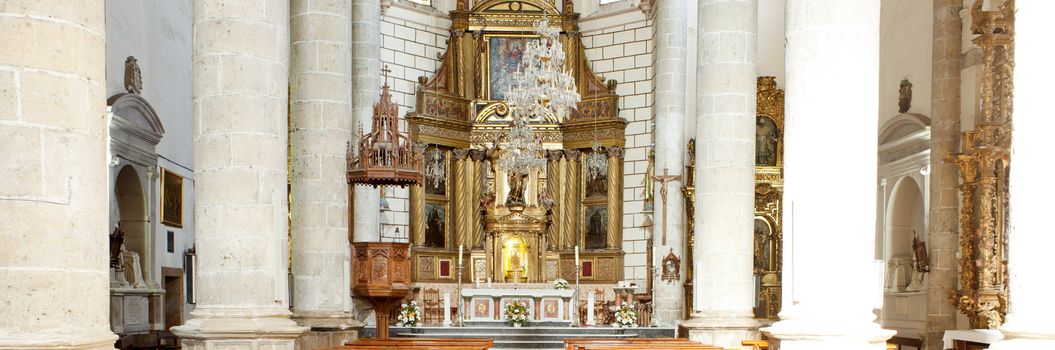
[405,0,627,285]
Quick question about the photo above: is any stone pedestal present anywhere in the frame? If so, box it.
[990,1,1055,348]
[762,0,894,348]
[0,1,116,349]
[171,0,307,347]
[684,0,760,348]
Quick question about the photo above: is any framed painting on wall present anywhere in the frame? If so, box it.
[161,169,183,228]
[486,36,533,100]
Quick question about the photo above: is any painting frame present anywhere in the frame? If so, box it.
[161,169,183,228]
[423,201,449,249]
[484,34,537,101]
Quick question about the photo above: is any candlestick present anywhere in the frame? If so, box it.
[458,245,463,266]
[574,245,580,266]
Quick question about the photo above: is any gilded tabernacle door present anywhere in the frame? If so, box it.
[405,0,626,284]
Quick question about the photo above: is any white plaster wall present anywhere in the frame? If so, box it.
[580,10,654,286]
[879,0,933,126]
[106,0,195,322]
[379,4,452,242]
[757,0,785,88]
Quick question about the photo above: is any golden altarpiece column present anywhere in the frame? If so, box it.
[405,0,626,285]
[950,0,1013,329]
[681,77,784,321]
[752,77,784,321]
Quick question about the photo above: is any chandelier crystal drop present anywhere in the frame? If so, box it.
[424,147,446,188]
[583,141,608,181]
[499,19,580,176]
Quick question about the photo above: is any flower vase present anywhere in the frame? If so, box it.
[514,323,522,328]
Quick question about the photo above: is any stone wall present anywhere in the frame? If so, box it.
[580,10,654,286]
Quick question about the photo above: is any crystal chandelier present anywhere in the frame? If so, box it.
[583,141,608,181]
[424,147,446,188]
[499,19,581,176]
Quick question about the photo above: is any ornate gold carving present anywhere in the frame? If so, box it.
[952,0,1013,329]
[753,77,784,320]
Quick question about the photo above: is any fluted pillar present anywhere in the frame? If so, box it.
[605,147,625,249]
[547,150,565,249]
[351,0,382,242]
[0,1,115,349]
[925,1,962,348]
[653,0,688,326]
[683,0,759,347]
[761,0,893,349]
[290,0,359,345]
[990,2,1055,348]
[172,0,306,346]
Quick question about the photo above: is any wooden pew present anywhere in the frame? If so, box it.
[338,337,494,350]
[887,336,923,350]
[564,338,721,350]
[741,339,769,350]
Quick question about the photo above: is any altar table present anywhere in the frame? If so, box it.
[461,288,575,323]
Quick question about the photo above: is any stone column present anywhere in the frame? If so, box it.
[605,147,625,249]
[290,0,360,346]
[990,1,1055,348]
[0,2,115,349]
[173,0,306,347]
[761,1,894,349]
[547,150,565,249]
[683,0,759,347]
[653,0,688,326]
[925,1,962,349]
[351,0,382,242]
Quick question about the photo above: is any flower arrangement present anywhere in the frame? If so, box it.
[396,301,421,327]
[504,300,530,327]
[552,278,570,290]
[613,302,637,328]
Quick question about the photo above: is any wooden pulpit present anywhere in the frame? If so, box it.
[351,242,411,339]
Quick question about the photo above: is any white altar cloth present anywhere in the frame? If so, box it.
[461,288,575,322]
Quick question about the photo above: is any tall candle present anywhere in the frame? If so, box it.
[574,246,580,267]
[458,245,463,267]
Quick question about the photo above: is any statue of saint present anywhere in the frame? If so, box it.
[117,243,146,289]
[506,171,527,205]
[756,116,778,166]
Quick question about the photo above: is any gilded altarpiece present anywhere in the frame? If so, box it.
[753,77,784,321]
[950,0,1013,329]
[406,0,626,284]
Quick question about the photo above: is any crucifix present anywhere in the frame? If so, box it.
[650,167,680,246]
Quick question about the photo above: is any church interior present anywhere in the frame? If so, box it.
[1,0,1052,349]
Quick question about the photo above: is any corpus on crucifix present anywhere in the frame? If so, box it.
[650,168,679,246]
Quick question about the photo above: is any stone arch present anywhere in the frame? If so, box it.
[884,176,925,291]
[879,113,930,144]
[115,165,149,270]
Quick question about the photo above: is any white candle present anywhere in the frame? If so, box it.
[458,245,463,267]
[574,246,580,267]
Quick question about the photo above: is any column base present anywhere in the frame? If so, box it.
[762,313,894,350]
[681,315,759,350]
[0,330,117,350]
[292,312,363,349]
[171,308,308,350]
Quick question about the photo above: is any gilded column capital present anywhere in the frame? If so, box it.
[452,148,471,161]
[606,146,625,159]
[469,148,487,162]
[564,150,581,161]
[546,150,564,162]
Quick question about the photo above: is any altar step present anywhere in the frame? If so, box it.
[363,326,677,350]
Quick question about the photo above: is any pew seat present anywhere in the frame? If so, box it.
[741,339,769,350]
[564,337,721,350]
[337,337,494,350]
